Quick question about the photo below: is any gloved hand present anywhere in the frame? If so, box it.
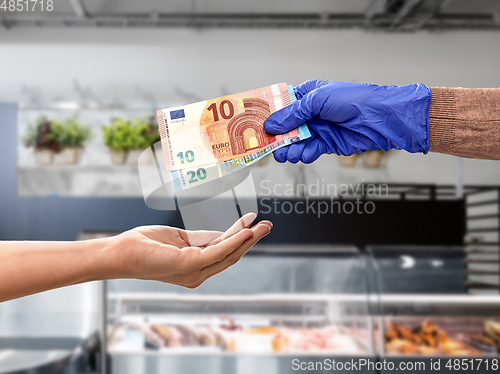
[264,80,432,163]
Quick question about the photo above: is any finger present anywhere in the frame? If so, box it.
[200,228,254,266]
[202,223,271,280]
[200,223,271,279]
[208,212,257,246]
[286,137,314,164]
[273,146,289,163]
[301,140,328,164]
[264,90,319,135]
[207,213,273,246]
[294,80,330,100]
[255,220,273,229]
[207,220,272,247]
[183,230,223,247]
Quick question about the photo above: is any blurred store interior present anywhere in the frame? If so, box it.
[0,1,499,373]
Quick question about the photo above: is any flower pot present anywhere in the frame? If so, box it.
[364,150,384,168]
[127,150,140,166]
[110,150,129,165]
[137,147,156,166]
[54,147,83,165]
[339,154,359,168]
[129,149,152,166]
[34,149,54,166]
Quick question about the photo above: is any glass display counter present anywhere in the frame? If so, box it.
[366,246,500,363]
[103,244,500,374]
[106,245,375,374]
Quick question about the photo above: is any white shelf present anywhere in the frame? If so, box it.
[108,292,369,304]
[108,292,500,305]
[108,349,370,357]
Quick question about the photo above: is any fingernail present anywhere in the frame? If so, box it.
[242,212,257,228]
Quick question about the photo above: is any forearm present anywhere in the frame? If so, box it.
[0,238,119,302]
[429,87,500,160]
[0,217,271,302]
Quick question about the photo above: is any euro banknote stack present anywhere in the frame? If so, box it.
[156,83,310,191]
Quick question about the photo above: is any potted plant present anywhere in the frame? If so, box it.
[364,150,389,168]
[22,116,61,165]
[52,118,92,165]
[339,153,359,168]
[128,117,161,166]
[102,118,134,165]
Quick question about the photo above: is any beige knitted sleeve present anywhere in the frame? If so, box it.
[429,87,500,160]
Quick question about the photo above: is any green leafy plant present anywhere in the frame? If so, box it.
[102,116,160,154]
[51,118,92,149]
[102,117,134,153]
[23,116,61,152]
[130,117,160,149]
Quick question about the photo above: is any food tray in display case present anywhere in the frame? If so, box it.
[105,245,376,374]
[366,246,500,359]
[372,295,500,357]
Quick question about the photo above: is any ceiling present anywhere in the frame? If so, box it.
[2,0,500,30]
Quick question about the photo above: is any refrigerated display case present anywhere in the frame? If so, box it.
[104,244,500,374]
[105,245,375,374]
[366,245,500,365]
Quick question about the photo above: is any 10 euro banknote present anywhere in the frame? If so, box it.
[156,83,310,191]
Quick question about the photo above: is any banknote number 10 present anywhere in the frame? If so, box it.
[176,151,207,183]
[207,100,234,122]
[177,150,195,164]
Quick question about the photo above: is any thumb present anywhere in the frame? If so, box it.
[264,90,319,135]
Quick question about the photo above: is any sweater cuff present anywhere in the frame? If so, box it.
[428,87,458,154]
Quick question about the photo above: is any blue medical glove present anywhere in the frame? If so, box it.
[264,80,431,164]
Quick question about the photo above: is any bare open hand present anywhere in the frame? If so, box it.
[112,213,272,288]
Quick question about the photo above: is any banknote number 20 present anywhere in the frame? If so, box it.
[207,100,234,122]
[177,150,195,164]
[188,168,207,184]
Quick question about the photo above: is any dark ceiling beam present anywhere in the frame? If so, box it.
[1,12,500,31]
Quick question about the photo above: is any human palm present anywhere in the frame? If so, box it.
[113,213,272,288]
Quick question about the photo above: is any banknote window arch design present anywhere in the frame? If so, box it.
[242,128,259,150]
[228,97,274,155]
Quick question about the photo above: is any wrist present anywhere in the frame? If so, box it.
[101,232,145,280]
[87,236,124,281]
[390,83,432,154]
